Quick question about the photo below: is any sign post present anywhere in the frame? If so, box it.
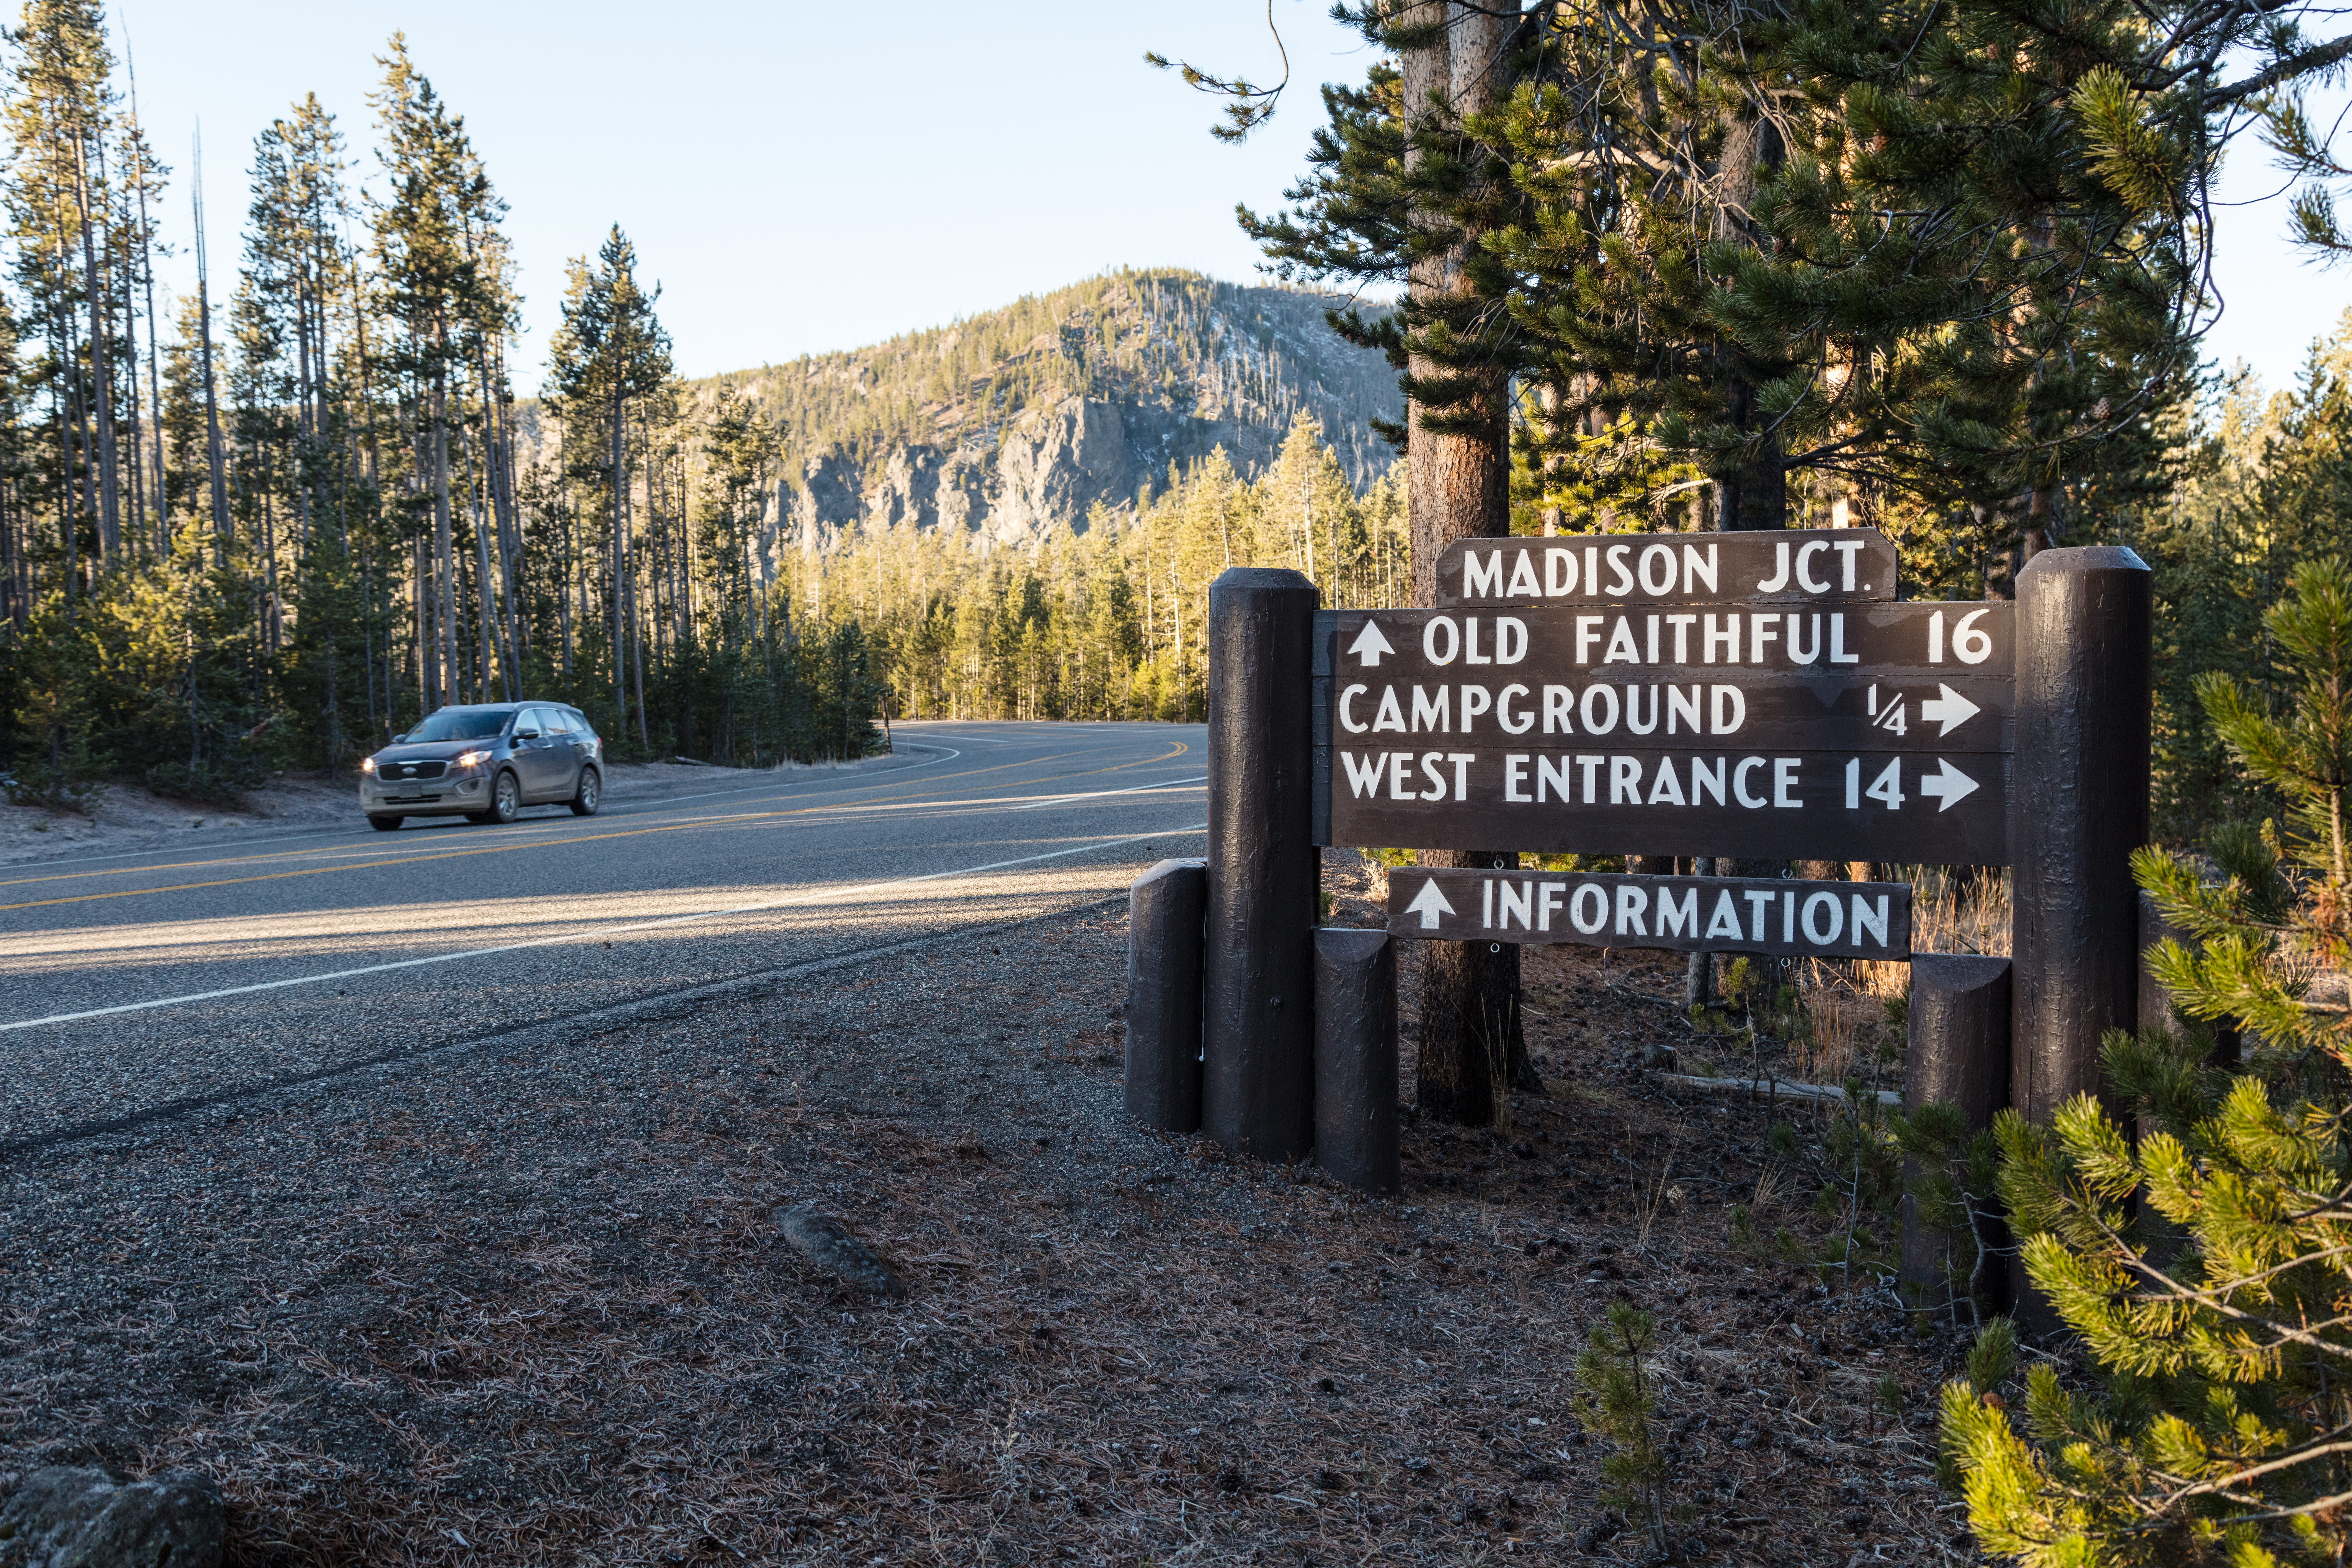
[1169,527,2150,1289]
[1204,567,1320,1163]
[1313,928,1400,1195]
[2010,547,2152,1122]
[1124,858,1207,1134]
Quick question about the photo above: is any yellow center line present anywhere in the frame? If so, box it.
[0,740,1192,913]
[0,748,1103,890]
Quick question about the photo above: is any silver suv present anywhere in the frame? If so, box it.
[361,703,603,830]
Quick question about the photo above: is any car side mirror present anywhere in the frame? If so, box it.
[389,733,406,745]
[514,729,539,741]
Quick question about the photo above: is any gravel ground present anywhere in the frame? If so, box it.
[0,851,1974,1566]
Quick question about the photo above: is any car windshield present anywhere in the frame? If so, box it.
[403,708,512,743]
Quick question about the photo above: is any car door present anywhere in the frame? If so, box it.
[539,708,585,797]
[511,708,566,802]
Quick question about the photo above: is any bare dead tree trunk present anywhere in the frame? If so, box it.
[469,411,499,702]
[193,137,230,542]
[432,365,458,705]
[72,134,119,562]
[137,136,166,552]
[630,447,650,751]
[611,390,628,730]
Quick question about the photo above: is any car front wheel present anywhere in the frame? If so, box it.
[368,814,402,832]
[570,765,601,817]
[470,770,520,825]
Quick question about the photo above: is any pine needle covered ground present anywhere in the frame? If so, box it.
[0,855,1973,1565]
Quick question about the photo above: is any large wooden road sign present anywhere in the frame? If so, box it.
[1312,596,2015,864]
[1437,527,1900,606]
[1387,866,1914,959]
[1187,547,2149,1208]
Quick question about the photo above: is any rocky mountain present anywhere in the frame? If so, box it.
[704,270,1403,562]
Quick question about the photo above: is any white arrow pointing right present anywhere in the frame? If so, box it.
[1918,758,1981,812]
[1918,683,1982,737]
[1348,620,1396,668]
[1403,877,1456,930]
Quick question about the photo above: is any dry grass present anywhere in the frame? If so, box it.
[1904,866,2013,959]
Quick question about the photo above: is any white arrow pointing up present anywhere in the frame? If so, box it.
[1403,877,1456,930]
[1918,684,1982,738]
[1918,758,1981,812]
[1348,620,1395,668]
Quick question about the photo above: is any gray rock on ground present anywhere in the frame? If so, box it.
[774,1204,908,1298]
[0,1465,225,1568]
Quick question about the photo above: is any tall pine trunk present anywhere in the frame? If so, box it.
[611,389,627,730]
[135,128,165,553]
[1707,111,1791,999]
[432,369,458,705]
[470,419,499,702]
[1409,0,1538,1126]
[72,134,119,562]
[194,184,229,540]
[1709,114,1788,533]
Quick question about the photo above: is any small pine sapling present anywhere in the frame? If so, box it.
[1942,561,2352,1563]
[1888,1099,2004,1323]
[1868,1374,1907,1438]
[1574,1301,1673,1558]
[1806,1084,1907,1284]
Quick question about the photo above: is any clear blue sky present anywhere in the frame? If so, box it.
[116,0,2343,397]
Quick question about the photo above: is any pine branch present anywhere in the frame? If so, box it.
[2211,32,2352,108]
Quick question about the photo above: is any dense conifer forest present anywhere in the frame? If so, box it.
[0,7,902,804]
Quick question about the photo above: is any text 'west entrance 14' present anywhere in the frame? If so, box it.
[1312,596,2014,865]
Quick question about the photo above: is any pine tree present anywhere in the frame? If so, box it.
[370,33,508,714]
[1944,561,2352,1563]
[545,226,673,749]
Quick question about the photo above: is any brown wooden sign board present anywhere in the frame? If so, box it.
[1436,528,1900,608]
[1311,603,2016,864]
[1385,867,1914,959]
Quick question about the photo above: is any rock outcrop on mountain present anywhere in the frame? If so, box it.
[703,271,1401,574]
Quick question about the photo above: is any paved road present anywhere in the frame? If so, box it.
[0,722,1208,1156]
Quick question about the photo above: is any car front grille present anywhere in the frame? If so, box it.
[388,760,446,781]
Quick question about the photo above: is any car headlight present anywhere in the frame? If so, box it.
[360,755,376,774]
[455,749,492,768]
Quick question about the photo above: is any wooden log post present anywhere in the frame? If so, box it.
[2010,545,2151,1336]
[1203,567,1320,1161]
[1124,858,1207,1133]
[2012,546,2152,1116]
[1900,954,2013,1319]
[1313,928,1400,1195]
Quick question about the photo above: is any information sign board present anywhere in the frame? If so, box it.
[1385,867,1914,959]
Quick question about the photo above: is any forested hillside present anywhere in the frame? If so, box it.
[0,0,1410,803]
[706,271,1398,557]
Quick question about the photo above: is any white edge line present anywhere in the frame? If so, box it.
[1013,776,1209,811]
[2,821,1208,1031]
[0,745,968,874]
